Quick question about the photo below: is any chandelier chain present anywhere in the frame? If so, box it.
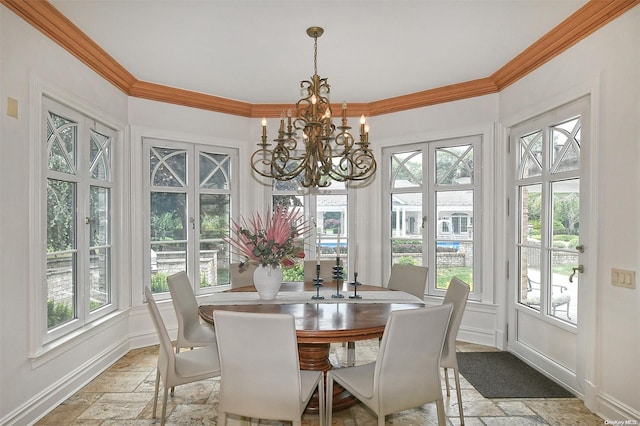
[313,35,318,76]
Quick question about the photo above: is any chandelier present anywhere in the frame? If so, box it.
[250,26,377,188]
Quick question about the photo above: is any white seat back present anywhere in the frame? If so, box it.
[229,262,257,288]
[441,276,470,366]
[214,310,324,424]
[303,259,340,282]
[376,305,452,414]
[387,263,428,299]
[167,271,216,349]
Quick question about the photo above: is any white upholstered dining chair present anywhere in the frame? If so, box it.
[144,287,220,426]
[166,271,217,352]
[440,276,470,425]
[303,259,340,283]
[326,304,452,426]
[343,263,429,367]
[229,262,257,288]
[386,263,429,299]
[213,310,324,426]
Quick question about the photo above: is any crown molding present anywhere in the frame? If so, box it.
[129,80,253,117]
[369,77,499,116]
[2,0,638,117]
[491,0,640,89]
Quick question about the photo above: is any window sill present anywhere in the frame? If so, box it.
[29,308,129,369]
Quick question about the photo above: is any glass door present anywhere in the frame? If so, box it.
[509,96,590,393]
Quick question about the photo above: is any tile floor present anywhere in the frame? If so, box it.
[35,341,604,425]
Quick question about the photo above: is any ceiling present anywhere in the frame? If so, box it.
[49,0,587,105]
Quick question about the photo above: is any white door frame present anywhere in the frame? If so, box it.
[503,85,599,403]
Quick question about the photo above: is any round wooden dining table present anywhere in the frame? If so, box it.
[198,281,424,412]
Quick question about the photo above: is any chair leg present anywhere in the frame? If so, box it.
[160,386,169,426]
[436,398,446,426]
[152,368,160,419]
[318,376,325,426]
[218,411,226,425]
[378,415,386,426]
[347,341,356,366]
[454,368,465,425]
[170,347,182,396]
[326,375,334,426]
[444,367,451,396]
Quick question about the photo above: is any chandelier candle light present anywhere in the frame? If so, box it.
[250,26,377,188]
[312,233,324,300]
[332,233,344,298]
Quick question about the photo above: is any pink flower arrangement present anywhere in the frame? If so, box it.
[225,204,310,268]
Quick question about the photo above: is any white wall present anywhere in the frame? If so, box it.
[498,6,640,420]
[0,8,130,425]
[1,2,639,424]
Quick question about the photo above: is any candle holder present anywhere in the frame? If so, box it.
[331,256,344,299]
[349,271,362,299]
[311,264,324,300]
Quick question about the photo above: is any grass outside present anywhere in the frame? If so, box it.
[436,266,473,290]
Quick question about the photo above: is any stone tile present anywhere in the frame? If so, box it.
[495,400,537,416]
[165,403,217,425]
[480,416,550,425]
[457,398,506,417]
[109,346,159,372]
[76,400,147,420]
[82,371,149,393]
[34,403,88,425]
[62,390,103,405]
[36,342,605,426]
[526,399,605,426]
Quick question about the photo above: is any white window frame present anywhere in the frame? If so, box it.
[269,183,357,274]
[30,87,124,357]
[142,137,239,299]
[382,135,483,300]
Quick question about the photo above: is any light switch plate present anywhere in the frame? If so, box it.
[7,97,18,118]
[611,268,635,289]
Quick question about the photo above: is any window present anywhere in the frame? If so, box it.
[43,97,117,342]
[513,100,584,325]
[270,176,354,282]
[384,135,481,299]
[144,138,237,296]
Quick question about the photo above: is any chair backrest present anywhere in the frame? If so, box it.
[167,271,201,347]
[214,310,304,420]
[144,286,175,377]
[229,262,257,288]
[440,276,470,366]
[303,259,340,282]
[386,263,428,299]
[375,304,452,414]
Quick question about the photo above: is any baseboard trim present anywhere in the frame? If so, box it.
[593,389,640,423]
[1,338,130,426]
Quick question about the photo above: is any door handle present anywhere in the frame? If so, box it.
[569,265,584,283]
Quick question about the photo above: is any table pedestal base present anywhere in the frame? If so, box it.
[298,342,358,413]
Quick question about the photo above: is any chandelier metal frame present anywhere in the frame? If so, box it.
[250,26,377,188]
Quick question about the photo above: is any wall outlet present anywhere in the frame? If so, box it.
[611,268,635,289]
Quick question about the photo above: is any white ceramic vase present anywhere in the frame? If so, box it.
[253,264,283,300]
